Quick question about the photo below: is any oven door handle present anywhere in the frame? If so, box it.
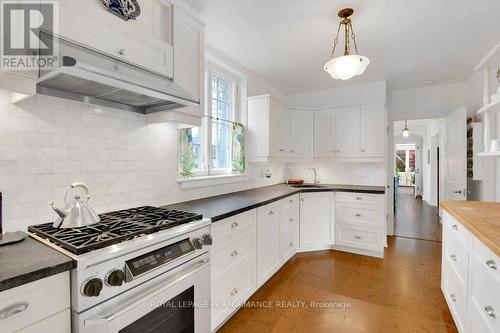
[84,257,210,327]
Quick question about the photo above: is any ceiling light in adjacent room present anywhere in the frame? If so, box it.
[402,121,410,137]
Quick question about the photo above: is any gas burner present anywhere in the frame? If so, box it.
[28,206,203,255]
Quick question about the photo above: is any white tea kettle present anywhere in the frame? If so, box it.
[49,182,100,228]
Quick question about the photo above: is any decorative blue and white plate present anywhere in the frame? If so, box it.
[98,0,141,21]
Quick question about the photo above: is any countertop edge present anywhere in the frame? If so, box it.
[441,201,500,257]
[0,260,75,293]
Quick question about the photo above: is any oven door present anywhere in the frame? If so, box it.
[75,253,210,333]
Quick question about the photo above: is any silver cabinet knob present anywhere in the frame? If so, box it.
[356,197,362,200]
[289,218,294,222]
[450,294,456,302]
[118,49,126,55]
[290,150,295,153]
[268,210,274,216]
[354,235,361,240]
[279,148,285,152]
[289,241,294,247]
[289,199,293,203]
[486,260,497,270]
[450,254,457,261]
[231,222,239,229]
[361,149,365,152]
[300,198,304,202]
[485,305,496,318]
[355,213,362,217]
[452,225,458,231]
[231,250,239,257]
[230,288,239,296]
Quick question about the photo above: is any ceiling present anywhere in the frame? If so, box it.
[184,0,500,96]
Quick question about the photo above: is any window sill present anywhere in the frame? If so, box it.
[176,174,252,189]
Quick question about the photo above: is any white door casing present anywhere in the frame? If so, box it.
[444,107,467,201]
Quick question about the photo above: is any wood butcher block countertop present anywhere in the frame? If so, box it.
[441,200,500,257]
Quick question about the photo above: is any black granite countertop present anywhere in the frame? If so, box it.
[0,233,74,292]
[162,183,385,222]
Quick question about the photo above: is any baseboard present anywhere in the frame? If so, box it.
[331,244,384,258]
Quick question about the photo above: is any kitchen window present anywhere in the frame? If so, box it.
[179,64,245,179]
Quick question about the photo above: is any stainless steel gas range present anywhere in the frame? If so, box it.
[28,206,212,333]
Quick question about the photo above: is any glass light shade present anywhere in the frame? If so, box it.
[324,54,370,80]
[402,128,410,137]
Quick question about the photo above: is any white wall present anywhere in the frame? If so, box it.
[284,81,386,109]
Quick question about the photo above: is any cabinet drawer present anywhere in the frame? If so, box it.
[17,308,71,333]
[212,265,255,330]
[335,192,383,205]
[211,210,256,253]
[280,195,299,212]
[0,272,69,333]
[336,204,384,228]
[468,297,497,333]
[334,224,383,252]
[443,226,469,287]
[212,233,255,281]
[443,212,473,248]
[442,257,467,332]
[281,230,298,262]
[469,245,500,332]
[281,208,299,236]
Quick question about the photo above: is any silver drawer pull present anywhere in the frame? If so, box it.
[356,197,362,200]
[486,260,497,270]
[452,224,458,231]
[354,235,362,240]
[289,242,294,247]
[355,213,362,217]
[268,211,274,216]
[230,288,239,296]
[279,148,285,152]
[485,306,496,318]
[118,49,126,55]
[289,199,293,203]
[289,218,294,222]
[231,222,239,229]
[231,250,239,257]
[450,254,457,261]
[450,294,456,302]
[0,302,29,320]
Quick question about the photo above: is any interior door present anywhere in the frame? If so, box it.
[444,107,467,201]
[335,106,360,157]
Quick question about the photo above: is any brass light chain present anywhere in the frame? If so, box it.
[330,22,342,59]
[349,22,360,55]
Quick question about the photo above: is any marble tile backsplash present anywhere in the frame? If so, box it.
[0,90,284,232]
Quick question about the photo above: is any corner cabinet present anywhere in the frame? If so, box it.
[247,95,313,161]
[314,103,386,161]
[299,192,333,251]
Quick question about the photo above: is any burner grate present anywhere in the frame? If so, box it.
[28,206,202,254]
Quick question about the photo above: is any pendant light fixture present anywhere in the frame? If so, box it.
[324,8,369,80]
[402,121,410,137]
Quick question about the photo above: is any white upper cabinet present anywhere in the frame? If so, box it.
[247,95,312,161]
[289,109,313,159]
[360,104,386,157]
[314,109,336,158]
[313,103,385,161]
[173,6,204,104]
[335,106,361,158]
[57,1,175,77]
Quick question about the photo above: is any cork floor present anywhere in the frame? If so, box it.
[395,194,442,241]
[218,237,457,333]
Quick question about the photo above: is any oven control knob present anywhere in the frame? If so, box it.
[83,278,103,297]
[192,237,203,249]
[107,269,126,287]
[202,234,213,246]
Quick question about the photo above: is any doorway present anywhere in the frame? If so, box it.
[393,118,443,242]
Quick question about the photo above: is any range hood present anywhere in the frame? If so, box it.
[37,36,199,113]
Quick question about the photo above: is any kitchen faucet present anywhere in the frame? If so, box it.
[308,167,320,184]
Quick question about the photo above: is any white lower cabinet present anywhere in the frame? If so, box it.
[256,202,282,287]
[333,192,386,258]
[299,192,333,251]
[441,211,500,333]
[210,210,257,331]
[0,272,70,333]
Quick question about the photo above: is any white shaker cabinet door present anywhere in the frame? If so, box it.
[269,99,290,157]
[314,109,336,158]
[256,202,282,287]
[335,106,361,158]
[360,104,385,157]
[289,109,313,159]
[299,193,332,251]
